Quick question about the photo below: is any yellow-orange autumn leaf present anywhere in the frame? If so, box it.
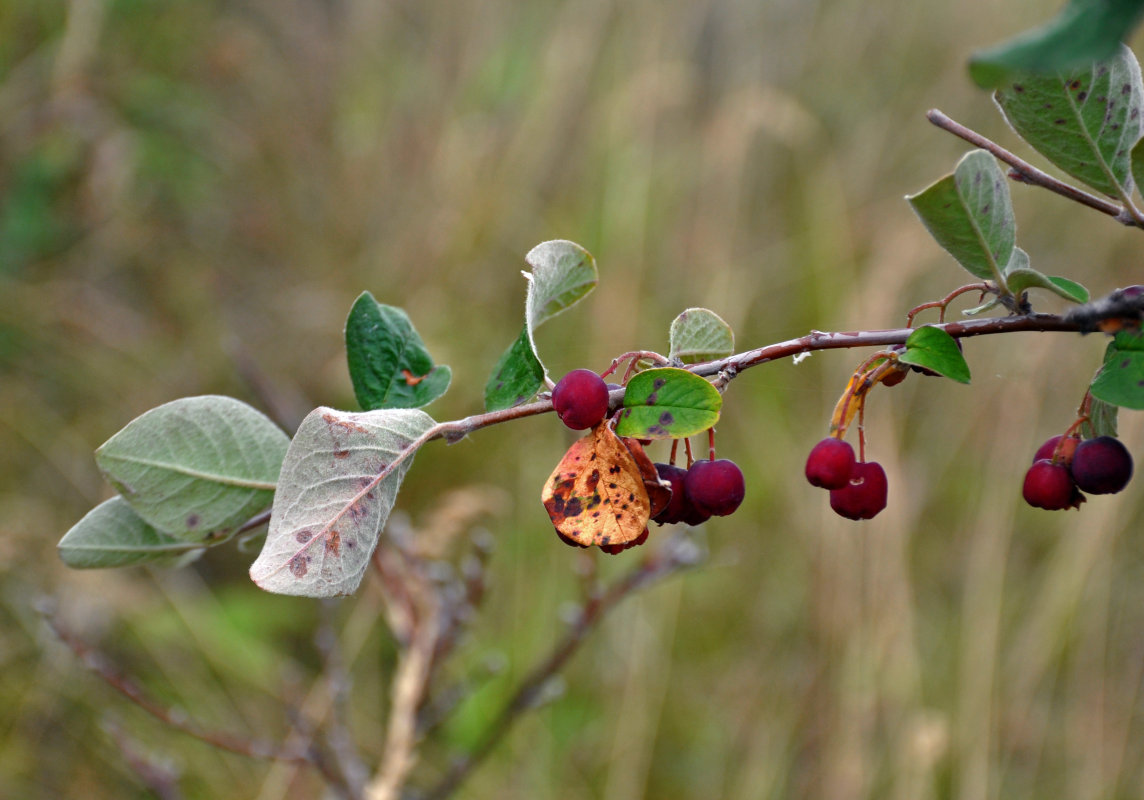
[541,423,651,548]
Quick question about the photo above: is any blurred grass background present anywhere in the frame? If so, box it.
[4,0,1144,797]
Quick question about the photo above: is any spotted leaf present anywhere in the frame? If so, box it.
[541,424,650,549]
[615,367,722,440]
[249,407,435,597]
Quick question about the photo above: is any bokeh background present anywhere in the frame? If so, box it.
[4,0,1144,797]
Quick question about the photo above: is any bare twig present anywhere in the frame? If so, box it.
[316,601,369,797]
[365,602,440,800]
[102,719,183,800]
[421,533,703,800]
[926,109,1141,227]
[40,605,313,765]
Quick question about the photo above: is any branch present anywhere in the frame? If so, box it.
[926,109,1142,227]
[420,532,704,800]
[39,603,331,770]
[225,297,1134,542]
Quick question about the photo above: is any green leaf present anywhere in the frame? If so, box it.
[95,396,289,541]
[1047,276,1091,303]
[59,496,204,569]
[484,325,545,411]
[668,308,735,364]
[1082,395,1120,437]
[484,240,598,410]
[248,407,435,597]
[615,367,722,439]
[907,150,1016,284]
[1131,135,1144,193]
[969,0,1144,89]
[1114,327,1144,349]
[1090,329,1144,408]
[1003,249,1091,303]
[524,239,599,333]
[1090,350,1144,407]
[898,327,972,383]
[963,296,1004,315]
[345,292,451,410]
[994,45,1143,198]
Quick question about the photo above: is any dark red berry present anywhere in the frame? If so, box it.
[1023,459,1084,510]
[881,368,908,387]
[1032,434,1079,465]
[805,437,856,490]
[684,459,745,517]
[651,463,712,526]
[652,463,688,524]
[1070,436,1133,495]
[552,369,610,430]
[829,461,888,520]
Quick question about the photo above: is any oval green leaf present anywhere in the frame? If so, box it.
[1082,395,1120,438]
[484,325,545,411]
[59,496,204,569]
[907,150,1016,284]
[524,240,599,332]
[95,396,289,541]
[615,367,722,439]
[345,292,452,410]
[1005,260,1090,304]
[249,407,435,597]
[969,0,1144,89]
[1091,330,1144,409]
[995,45,1143,198]
[898,326,972,384]
[668,308,735,364]
[1091,349,1144,408]
[484,240,598,410]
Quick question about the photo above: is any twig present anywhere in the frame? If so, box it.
[102,719,183,800]
[316,601,369,797]
[225,298,1135,543]
[926,109,1140,226]
[906,282,992,325]
[421,534,702,800]
[40,604,313,765]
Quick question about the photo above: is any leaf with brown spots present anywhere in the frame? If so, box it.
[249,406,435,597]
[615,367,722,440]
[542,424,650,549]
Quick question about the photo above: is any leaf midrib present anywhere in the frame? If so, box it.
[100,454,277,490]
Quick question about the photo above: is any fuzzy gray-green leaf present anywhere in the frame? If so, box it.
[59,497,204,569]
[907,150,1016,284]
[95,396,288,541]
[995,45,1143,198]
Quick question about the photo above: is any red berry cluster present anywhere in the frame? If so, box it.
[651,459,745,526]
[1023,434,1133,510]
[804,437,887,520]
[550,369,745,552]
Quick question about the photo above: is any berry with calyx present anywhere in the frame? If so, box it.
[829,461,888,520]
[552,369,610,430]
[1022,460,1084,510]
[684,458,745,517]
[652,463,688,524]
[805,437,856,490]
[652,463,711,526]
[880,368,908,387]
[1032,434,1079,465]
[1070,436,1133,495]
